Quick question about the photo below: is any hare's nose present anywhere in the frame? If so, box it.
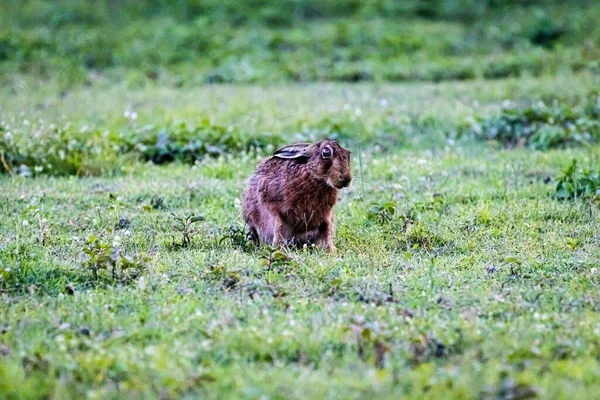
[340,176,352,187]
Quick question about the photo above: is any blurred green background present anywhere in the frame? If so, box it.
[1,0,598,87]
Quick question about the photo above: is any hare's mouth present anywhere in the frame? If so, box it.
[326,178,338,189]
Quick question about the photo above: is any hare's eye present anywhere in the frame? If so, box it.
[322,146,333,159]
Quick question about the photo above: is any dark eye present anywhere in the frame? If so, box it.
[322,146,333,159]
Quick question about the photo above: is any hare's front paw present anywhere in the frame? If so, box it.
[325,241,336,253]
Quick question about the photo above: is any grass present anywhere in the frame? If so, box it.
[1,73,600,399]
[2,0,600,87]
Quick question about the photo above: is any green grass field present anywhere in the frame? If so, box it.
[1,73,600,399]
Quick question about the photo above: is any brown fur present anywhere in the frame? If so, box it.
[242,140,352,252]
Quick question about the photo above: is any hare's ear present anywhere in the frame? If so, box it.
[273,143,315,159]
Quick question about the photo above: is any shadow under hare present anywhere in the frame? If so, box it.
[242,140,352,252]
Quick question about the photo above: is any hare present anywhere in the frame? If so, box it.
[242,140,352,252]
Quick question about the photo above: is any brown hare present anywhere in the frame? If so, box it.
[242,140,352,252]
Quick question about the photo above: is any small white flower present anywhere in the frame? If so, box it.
[417,159,428,165]
[112,235,122,246]
[354,107,362,116]
[22,220,29,227]
[234,198,241,209]
[124,110,138,121]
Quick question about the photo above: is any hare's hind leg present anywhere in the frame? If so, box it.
[272,223,289,247]
[262,209,290,247]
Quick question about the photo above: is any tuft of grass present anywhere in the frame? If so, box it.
[463,91,600,150]
[554,159,600,200]
[170,212,205,248]
[81,235,149,281]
